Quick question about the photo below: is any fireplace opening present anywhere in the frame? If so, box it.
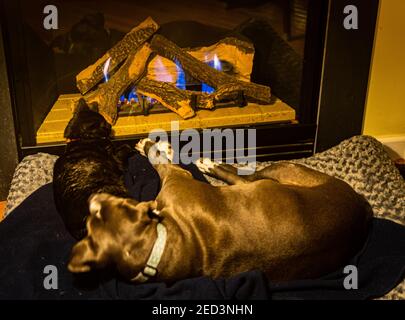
[2,0,320,160]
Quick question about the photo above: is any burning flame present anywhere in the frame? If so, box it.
[154,57,174,83]
[103,57,129,105]
[108,53,223,107]
[103,57,112,82]
[150,56,185,90]
[213,54,221,70]
[127,89,138,103]
[202,54,221,93]
[175,59,186,90]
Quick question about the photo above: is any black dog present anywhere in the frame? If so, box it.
[53,99,135,239]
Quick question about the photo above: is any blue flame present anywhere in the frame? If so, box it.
[103,58,140,105]
[175,59,186,90]
[202,54,221,93]
[201,83,215,93]
[103,57,112,82]
[213,54,221,70]
[119,87,139,105]
[128,89,138,102]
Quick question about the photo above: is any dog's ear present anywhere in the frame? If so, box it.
[68,238,98,273]
[64,99,87,139]
[127,200,159,223]
[74,98,98,114]
[88,102,99,113]
[133,200,157,212]
[63,120,75,139]
[88,193,104,218]
[74,98,90,114]
[109,198,158,224]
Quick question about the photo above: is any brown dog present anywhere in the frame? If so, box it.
[68,139,372,283]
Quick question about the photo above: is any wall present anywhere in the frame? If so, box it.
[363,0,405,141]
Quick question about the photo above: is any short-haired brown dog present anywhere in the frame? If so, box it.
[68,139,372,283]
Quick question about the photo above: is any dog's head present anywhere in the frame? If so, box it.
[67,193,160,280]
[64,99,112,141]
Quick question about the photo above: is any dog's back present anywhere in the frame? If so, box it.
[53,100,130,239]
[155,165,372,280]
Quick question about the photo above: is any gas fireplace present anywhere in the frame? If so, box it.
[0,0,378,182]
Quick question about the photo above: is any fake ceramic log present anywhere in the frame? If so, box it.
[136,78,216,118]
[147,37,254,83]
[150,34,271,104]
[136,78,251,118]
[84,44,153,124]
[76,17,159,95]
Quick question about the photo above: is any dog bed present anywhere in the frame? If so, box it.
[205,135,405,299]
[2,135,405,299]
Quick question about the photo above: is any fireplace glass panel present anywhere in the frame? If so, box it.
[2,0,312,147]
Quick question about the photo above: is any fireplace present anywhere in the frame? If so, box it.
[0,0,379,198]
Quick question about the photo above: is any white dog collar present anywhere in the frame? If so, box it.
[132,223,167,283]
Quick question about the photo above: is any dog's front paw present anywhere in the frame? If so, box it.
[136,139,174,163]
[154,140,174,162]
[135,138,153,157]
[195,158,218,173]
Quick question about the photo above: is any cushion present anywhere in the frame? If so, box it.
[4,135,405,299]
[5,153,58,216]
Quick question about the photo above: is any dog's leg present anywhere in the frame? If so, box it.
[195,158,257,185]
[195,159,330,187]
[135,138,195,183]
[253,162,330,187]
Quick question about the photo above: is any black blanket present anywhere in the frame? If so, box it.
[0,155,404,300]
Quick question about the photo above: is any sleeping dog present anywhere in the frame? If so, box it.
[53,99,135,240]
[68,138,372,282]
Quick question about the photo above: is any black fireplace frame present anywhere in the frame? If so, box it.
[0,0,379,200]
